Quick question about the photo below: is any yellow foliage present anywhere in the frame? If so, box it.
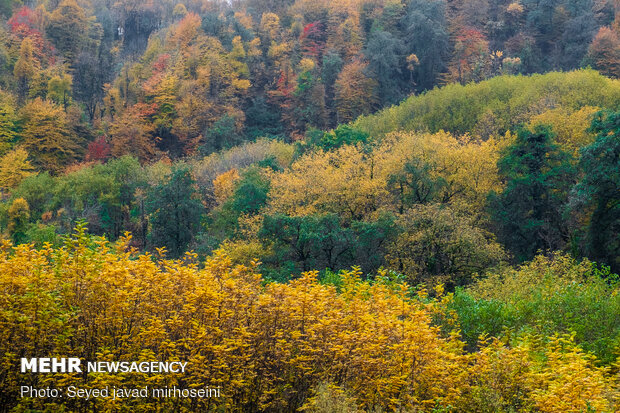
[528,106,599,155]
[212,168,240,204]
[268,144,389,219]
[268,131,502,219]
[527,335,612,412]
[0,230,616,411]
[0,231,465,411]
[0,147,34,191]
[215,239,270,267]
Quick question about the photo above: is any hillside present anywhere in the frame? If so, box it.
[0,0,619,410]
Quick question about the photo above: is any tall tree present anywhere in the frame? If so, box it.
[334,61,378,123]
[489,125,576,262]
[146,166,204,257]
[19,98,82,173]
[571,110,620,272]
[402,0,450,90]
[586,26,620,78]
[13,37,38,102]
[364,30,405,105]
[46,0,88,64]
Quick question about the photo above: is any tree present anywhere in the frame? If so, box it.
[7,197,30,244]
[334,61,377,123]
[571,110,620,272]
[386,204,505,287]
[364,30,405,105]
[19,98,82,173]
[13,37,38,102]
[0,148,34,192]
[109,104,158,162]
[200,114,240,155]
[260,213,356,274]
[388,158,447,213]
[230,167,270,215]
[46,0,88,64]
[73,52,104,121]
[489,125,576,262]
[314,125,369,151]
[444,27,490,84]
[0,95,18,155]
[402,0,449,90]
[47,73,72,111]
[586,26,620,78]
[146,166,204,257]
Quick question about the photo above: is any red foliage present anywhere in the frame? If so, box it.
[300,22,326,60]
[8,7,39,36]
[275,69,296,98]
[131,102,159,119]
[86,136,111,162]
[8,7,55,64]
[152,53,171,73]
[454,27,488,65]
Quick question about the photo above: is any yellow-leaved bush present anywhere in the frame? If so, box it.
[0,226,617,411]
[267,131,504,221]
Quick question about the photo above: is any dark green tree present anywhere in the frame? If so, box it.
[231,167,270,215]
[259,213,356,274]
[401,0,449,90]
[489,125,576,262]
[388,158,447,213]
[314,125,369,151]
[571,110,620,272]
[364,30,405,106]
[146,166,204,257]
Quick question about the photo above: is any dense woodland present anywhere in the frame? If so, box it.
[0,0,619,411]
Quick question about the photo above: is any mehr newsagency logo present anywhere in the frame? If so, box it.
[21,357,187,374]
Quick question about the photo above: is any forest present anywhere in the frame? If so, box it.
[0,0,619,411]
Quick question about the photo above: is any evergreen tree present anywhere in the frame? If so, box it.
[489,125,576,262]
[146,166,204,257]
[571,110,620,272]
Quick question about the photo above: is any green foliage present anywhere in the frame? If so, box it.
[571,110,620,273]
[353,70,620,138]
[200,114,240,155]
[7,197,29,244]
[451,254,620,364]
[259,212,396,280]
[386,204,506,287]
[489,125,576,262]
[146,165,204,257]
[230,166,270,215]
[313,125,370,151]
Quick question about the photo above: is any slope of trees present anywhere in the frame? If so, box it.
[0,1,618,410]
[0,0,616,170]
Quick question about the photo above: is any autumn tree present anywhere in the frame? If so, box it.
[109,104,158,162]
[0,148,34,192]
[586,26,620,78]
[445,27,490,84]
[46,0,89,64]
[47,73,72,111]
[387,204,505,287]
[334,61,377,123]
[0,94,18,155]
[19,98,82,173]
[13,37,39,102]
